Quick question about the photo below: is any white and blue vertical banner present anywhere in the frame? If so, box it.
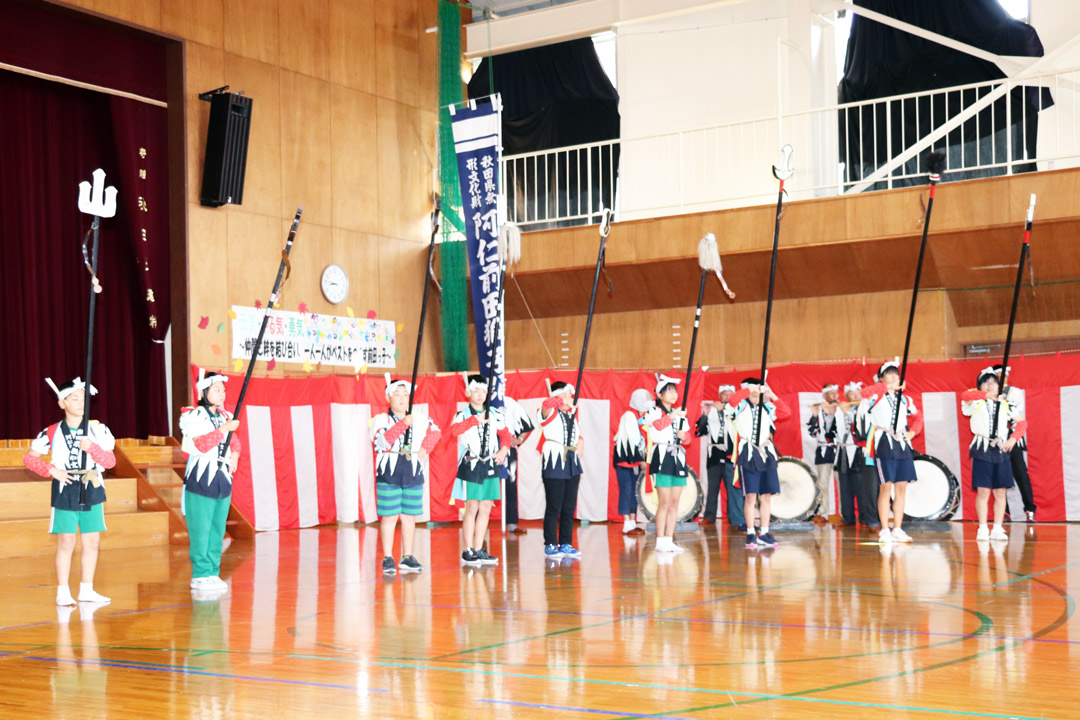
[451,97,505,410]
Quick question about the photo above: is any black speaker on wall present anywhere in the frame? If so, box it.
[200,91,252,207]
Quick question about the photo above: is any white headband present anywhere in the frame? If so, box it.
[717,384,736,394]
[463,373,488,393]
[549,383,574,398]
[980,365,1010,378]
[822,384,838,395]
[878,357,900,376]
[844,381,863,394]
[46,377,97,401]
[384,373,411,399]
[655,373,680,395]
[196,368,229,392]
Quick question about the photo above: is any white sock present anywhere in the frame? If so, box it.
[979,524,989,531]
[78,583,110,603]
[992,524,1002,532]
[657,536,671,549]
[57,586,75,606]
[759,526,769,536]
[623,518,636,531]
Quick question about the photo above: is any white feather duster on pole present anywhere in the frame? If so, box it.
[698,232,736,299]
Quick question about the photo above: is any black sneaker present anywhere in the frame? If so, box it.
[382,556,397,576]
[476,548,499,565]
[399,555,423,573]
[757,532,780,547]
[746,532,758,549]
[461,548,482,566]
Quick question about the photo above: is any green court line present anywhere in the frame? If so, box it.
[418,579,812,661]
[993,560,1080,586]
[422,592,994,670]
[602,554,1077,720]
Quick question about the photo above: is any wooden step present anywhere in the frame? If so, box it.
[0,477,139,521]
[0,510,169,559]
[122,446,186,465]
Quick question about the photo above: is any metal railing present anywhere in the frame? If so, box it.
[501,67,1080,230]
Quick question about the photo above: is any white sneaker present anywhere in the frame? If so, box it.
[190,576,213,589]
[207,576,229,590]
[77,588,111,604]
[891,528,913,543]
[878,528,893,544]
[989,526,1008,541]
[670,542,686,553]
[655,538,675,553]
[57,587,76,607]
[976,526,990,541]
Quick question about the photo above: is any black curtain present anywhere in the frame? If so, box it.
[839,0,1052,189]
[469,38,620,229]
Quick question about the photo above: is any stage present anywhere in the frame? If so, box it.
[2,522,1078,719]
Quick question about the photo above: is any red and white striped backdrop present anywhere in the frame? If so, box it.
[195,358,1080,531]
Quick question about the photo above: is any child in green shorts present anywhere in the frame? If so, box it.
[23,378,116,606]
[641,374,690,554]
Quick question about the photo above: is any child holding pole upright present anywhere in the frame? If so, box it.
[538,381,584,557]
[641,375,690,553]
[180,370,241,591]
[962,367,1026,541]
[728,378,790,548]
[24,378,116,606]
[449,374,511,566]
[861,360,923,544]
[372,375,441,575]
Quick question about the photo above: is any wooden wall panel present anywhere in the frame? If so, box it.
[329,0,376,94]
[92,0,161,29]
[379,237,442,372]
[374,0,419,108]
[225,211,287,311]
[330,228,381,320]
[223,0,279,65]
[278,0,329,80]
[417,0,438,111]
[501,289,952,371]
[183,42,225,207]
[223,53,282,218]
[279,71,332,226]
[375,98,429,242]
[187,206,229,369]
[330,85,379,233]
[162,0,224,48]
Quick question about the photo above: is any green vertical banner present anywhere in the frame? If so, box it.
[438,0,469,371]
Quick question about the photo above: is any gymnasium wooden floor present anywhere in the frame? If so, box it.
[1,522,1077,719]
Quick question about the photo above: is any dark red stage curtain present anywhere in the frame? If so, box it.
[0,69,168,438]
[0,0,166,103]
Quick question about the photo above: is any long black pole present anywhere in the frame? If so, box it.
[681,269,708,412]
[408,200,441,415]
[78,218,102,503]
[891,154,943,432]
[220,207,303,457]
[754,146,793,446]
[992,195,1036,439]
[574,208,612,406]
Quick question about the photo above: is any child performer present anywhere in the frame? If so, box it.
[833,381,865,526]
[449,374,512,566]
[807,384,839,524]
[24,378,116,606]
[538,381,584,557]
[993,363,1037,522]
[728,378,791,548]
[862,360,923,544]
[962,368,1027,541]
[179,371,241,591]
[614,388,651,536]
[641,374,690,553]
[372,376,441,575]
[695,384,742,529]
[502,397,534,535]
